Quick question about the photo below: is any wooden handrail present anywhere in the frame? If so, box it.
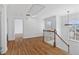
[43,29,56,47]
[43,29,56,32]
[55,31,70,53]
[43,29,70,53]
[55,32,69,47]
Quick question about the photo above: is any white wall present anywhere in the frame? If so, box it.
[7,5,44,40]
[56,16,69,52]
[7,16,14,40]
[7,5,28,40]
[24,17,44,38]
[8,17,44,40]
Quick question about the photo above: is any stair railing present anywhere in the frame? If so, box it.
[55,31,70,53]
[43,29,70,53]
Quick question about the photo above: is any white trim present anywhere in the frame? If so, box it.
[23,35,43,39]
[69,39,79,43]
[8,37,15,41]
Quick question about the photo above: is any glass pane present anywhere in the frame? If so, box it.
[76,25,79,40]
[69,25,75,40]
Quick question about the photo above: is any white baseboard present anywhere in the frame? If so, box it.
[23,35,43,39]
[8,37,15,41]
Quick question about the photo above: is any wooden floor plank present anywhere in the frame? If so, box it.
[5,37,68,55]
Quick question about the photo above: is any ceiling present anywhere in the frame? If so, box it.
[7,4,79,19]
[38,4,79,19]
[7,4,32,18]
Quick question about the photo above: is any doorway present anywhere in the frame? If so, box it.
[14,19,23,40]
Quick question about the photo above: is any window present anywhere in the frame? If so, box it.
[69,19,79,42]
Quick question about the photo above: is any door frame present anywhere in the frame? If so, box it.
[13,18,24,39]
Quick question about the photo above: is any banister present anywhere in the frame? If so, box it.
[43,29,70,53]
[55,31,70,53]
[55,32,69,46]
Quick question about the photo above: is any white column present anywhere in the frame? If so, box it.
[1,4,7,54]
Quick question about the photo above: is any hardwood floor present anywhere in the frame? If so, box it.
[5,37,68,55]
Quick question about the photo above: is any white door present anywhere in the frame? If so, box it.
[14,19,23,39]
